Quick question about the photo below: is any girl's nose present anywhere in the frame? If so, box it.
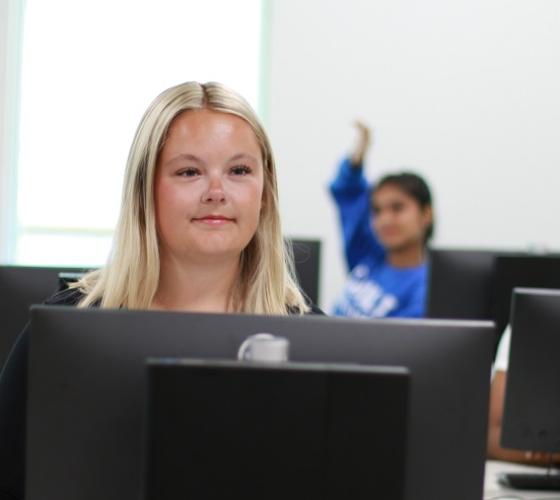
[201,175,226,204]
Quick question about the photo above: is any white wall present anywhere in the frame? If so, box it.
[0,0,23,262]
[267,0,560,310]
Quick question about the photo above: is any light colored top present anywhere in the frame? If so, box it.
[494,325,511,373]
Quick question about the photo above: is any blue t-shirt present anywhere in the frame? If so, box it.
[329,157,428,318]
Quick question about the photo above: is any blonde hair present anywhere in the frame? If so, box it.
[75,81,309,315]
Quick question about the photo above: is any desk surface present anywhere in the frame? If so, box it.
[485,460,560,499]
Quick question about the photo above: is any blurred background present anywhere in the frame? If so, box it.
[1,0,559,311]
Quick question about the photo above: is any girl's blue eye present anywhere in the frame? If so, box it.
[231,165,252,176]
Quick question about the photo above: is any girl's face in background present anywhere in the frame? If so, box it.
[371,184,432,253]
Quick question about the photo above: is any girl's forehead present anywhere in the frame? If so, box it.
[372,184,414,202]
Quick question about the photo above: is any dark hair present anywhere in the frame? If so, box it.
[371,172,434,243]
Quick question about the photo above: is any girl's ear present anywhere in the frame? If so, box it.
[421,205,433,229]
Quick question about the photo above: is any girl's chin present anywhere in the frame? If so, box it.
[380,236,404,247]
[383,239,417,253]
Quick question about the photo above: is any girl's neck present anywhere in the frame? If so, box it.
[388,244,425,268]
[153,255,240,313]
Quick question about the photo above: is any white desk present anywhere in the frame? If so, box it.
[484,460,560,499]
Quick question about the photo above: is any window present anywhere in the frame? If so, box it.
[13,0,264,266]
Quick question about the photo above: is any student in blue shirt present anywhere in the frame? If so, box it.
[330,122,434,318]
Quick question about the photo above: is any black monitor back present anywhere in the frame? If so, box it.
[501,288,560,453]
[0,265,85,371]
[27,307,494,500]
[426,248,497,320]
[288,238,321,305]
[492,254,560,341]
[144,360,409,500]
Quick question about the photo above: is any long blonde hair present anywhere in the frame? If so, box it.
[75,81,309,314]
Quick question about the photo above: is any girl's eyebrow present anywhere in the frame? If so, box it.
[228,153,260,164]
[164,153,205,167]
[164,152,260,167]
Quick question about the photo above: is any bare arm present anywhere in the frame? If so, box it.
[349,121,372,168]
[487,370,560,465]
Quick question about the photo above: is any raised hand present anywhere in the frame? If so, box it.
[350,120,372,168]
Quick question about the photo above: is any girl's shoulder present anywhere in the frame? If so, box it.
[287,300,326,316]
[44,286,86,306]
[305,303,326,315]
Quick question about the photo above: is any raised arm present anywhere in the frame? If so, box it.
[350,120,371,167]
[329,122,385,271]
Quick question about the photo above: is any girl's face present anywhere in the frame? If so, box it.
[154,109,264,265]
[371,184,432,252]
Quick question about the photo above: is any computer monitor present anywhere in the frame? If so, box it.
[426,248,497,320]
[27,306,494,500]
[0,265,86,371]
[288,238,321,305]
[498,288,560,490]
[491,254,560,342]
[144,360,410,500]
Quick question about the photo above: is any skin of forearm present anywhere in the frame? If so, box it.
[349,153,364,168]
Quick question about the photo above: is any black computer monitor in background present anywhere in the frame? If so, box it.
[144,360,409,500]
[288,238,321,305]
[426,248,498,320]
[499,288,560,490]
[27,306,494,500]
[427,251,560,351]
[491,254,560,341]
[0,265,86,371]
